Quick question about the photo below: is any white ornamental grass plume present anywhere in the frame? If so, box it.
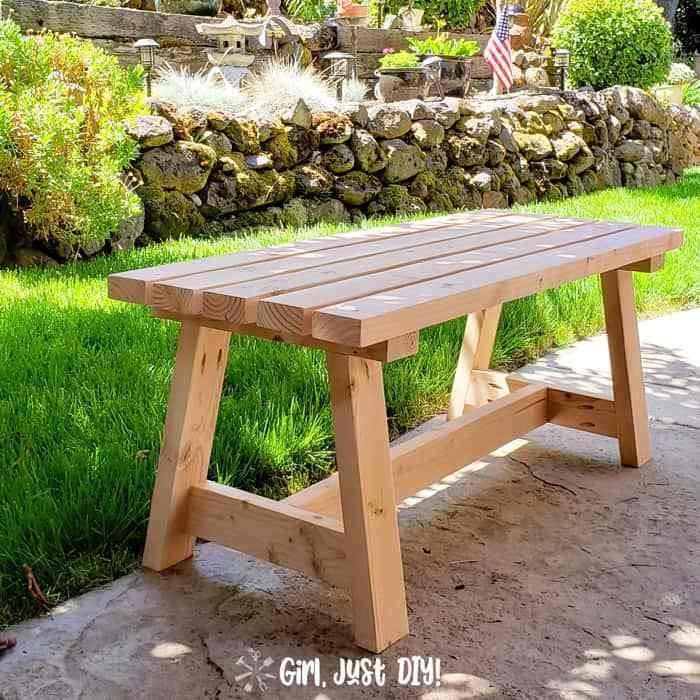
[668,62,697,85]
[242,58,341,116]
[342,77,369,103]
[152,64,247,112]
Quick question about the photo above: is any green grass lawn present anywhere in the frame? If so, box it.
[1,169,699,629]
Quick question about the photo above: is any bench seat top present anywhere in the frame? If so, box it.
[109,210,682,347]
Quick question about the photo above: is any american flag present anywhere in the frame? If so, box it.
[484,8,513,93]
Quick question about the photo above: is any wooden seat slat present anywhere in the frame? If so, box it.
[108,210,516,304]
[149,215,572,314]
[310,226,683,346]
[255,221,639,335]
[194,218,588,323]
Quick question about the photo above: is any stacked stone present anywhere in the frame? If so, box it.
[122,87,699,247]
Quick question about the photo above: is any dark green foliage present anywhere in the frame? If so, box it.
[553,0,674,90]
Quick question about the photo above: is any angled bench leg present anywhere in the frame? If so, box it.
[448,304,502,420]
[600,270,652,467]
[326,353,409,652]
[143,321,231,571]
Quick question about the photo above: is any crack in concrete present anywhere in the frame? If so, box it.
[198,632,231,697]
[507,456,579,497]
[651,417,700,431]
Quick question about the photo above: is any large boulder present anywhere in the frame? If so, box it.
[567,146,596,175]
[139,141,216,194]
[351,129,387,173]
[236,170,295,211]
[367,104,412,139]
[617,87,668,127]
[306,198,351,225]
[381,140,426,183]
[335,171,382,206]
[126,116,173,149]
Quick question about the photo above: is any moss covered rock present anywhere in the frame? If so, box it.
[368,185,426,217]
[322,144,355,174]
[351,129,387,174]
[225,118,260,154]
[236,170,295,210]
[381,140,426,183]
[140,184,205,239]
[139,141,216,194]
[335,171,382,206]
[446,135,488,168]
[294,164,334,196]
[513,132,553,160]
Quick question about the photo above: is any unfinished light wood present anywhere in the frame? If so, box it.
[622,255,665,273]
[260,220,630,336]
[600,270,652,466]
[448,305,502,420]
[142,322,230,571]
[311,226,683,347]
[327,353,408,652]
[153,310,419,363]
[108,210,512,305]
[196,218,575,323]
[287,383,549,521]
[186,481,348,588]
[546,388,618,437]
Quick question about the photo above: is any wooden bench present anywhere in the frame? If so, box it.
[108,210,683,653]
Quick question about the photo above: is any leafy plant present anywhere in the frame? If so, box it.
[553,0,673,90]
[378,50,420,70]
[371,0,485,30]
[421,0,486,30]
[523,0,570,36]
[683,80,700,107]
[668,62,696,85]
[0,19,146,253]
[408,35,479,57]
[283,0,335,22]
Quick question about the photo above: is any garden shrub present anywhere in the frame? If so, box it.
[553,0,673,90]
[0,19,146,254]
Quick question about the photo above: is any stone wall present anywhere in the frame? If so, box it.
[122,87,699,250]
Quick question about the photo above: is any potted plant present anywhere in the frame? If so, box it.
[652,62,696,105]
[374,49,424,101]
[407,33,479,96]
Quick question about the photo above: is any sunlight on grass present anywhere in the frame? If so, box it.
[1,170,698,628]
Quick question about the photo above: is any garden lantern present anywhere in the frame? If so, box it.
[322,50,357,99]
[553,48,570,90]
[134,38,160,96]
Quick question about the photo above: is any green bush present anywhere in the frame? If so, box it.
[370,0,485,31]
[553,0,673,90]
[0,19,147,254]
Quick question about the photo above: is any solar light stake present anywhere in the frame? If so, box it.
[134,38,160,97]
[322,51,356,100]
[553,48,570,91]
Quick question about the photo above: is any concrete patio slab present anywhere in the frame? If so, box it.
[2,309,699,699]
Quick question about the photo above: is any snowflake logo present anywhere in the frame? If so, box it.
[234,648,276,693]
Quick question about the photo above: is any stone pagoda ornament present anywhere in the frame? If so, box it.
[196,1,298,88]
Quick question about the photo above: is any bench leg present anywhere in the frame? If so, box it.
[326,353,409,652]
[143,321,231,571]
[448,304,502,420]
[600,270,652,467]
